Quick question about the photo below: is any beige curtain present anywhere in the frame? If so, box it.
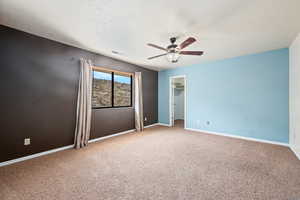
[74,59,93,149]
[135,72,144,131]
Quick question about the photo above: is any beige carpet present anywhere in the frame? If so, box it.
[1,124,300,200]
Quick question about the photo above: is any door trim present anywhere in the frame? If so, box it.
[169,75,187,128]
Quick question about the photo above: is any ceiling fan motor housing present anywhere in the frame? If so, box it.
[168,37,179,53]
[167,44,178,50]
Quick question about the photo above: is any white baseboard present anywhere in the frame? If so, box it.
[144,123,159,128]
[185,128,289,147]
[290,146,300,160]
[0,145,74,167]
[89,123,160,144]
[157,123,171,127]
[0,123,160,167]
[88,129,135,143]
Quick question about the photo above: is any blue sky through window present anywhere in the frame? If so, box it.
[114,74,130,84]
[94,71,111,80]
[94,71,130,84]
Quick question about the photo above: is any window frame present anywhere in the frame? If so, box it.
[92,69,133,109]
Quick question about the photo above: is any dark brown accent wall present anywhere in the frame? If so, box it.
[0,25,158,163]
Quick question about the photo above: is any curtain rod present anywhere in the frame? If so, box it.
[92,66,134,76]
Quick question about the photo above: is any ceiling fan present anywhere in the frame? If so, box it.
[147,37,203,63]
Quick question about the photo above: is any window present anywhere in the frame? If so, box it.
[114,73,132,107]
[92,70,112,108]
[92,69,132,108]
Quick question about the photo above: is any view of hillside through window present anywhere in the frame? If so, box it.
[114,74,131,107]
[92,71,112,107]
[92,70,132,108]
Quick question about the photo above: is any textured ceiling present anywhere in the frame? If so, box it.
[1,0,300,71]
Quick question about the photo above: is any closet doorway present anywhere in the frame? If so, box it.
[169,75,186,128]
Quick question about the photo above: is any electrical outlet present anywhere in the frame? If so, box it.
[144,117,147,121]
[24,138,30,146]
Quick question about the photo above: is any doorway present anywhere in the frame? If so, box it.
[169,75,186,128]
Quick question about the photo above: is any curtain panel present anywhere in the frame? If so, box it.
[134,72,144,132]
[74,59,93,149]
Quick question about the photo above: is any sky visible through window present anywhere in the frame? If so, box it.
[93,71,130,84]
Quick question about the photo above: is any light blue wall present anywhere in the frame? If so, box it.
[158,48,289,143]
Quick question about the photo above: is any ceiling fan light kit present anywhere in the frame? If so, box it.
[147,37,203,63]
[166,40,180,63]
[166,51,180,63]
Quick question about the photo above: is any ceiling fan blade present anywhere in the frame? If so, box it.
[148,53,168,60]
[147,43,167,51]
[179,51,204,56]
[179,37,196,49]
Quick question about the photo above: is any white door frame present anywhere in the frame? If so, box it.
[169,75,187,128]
